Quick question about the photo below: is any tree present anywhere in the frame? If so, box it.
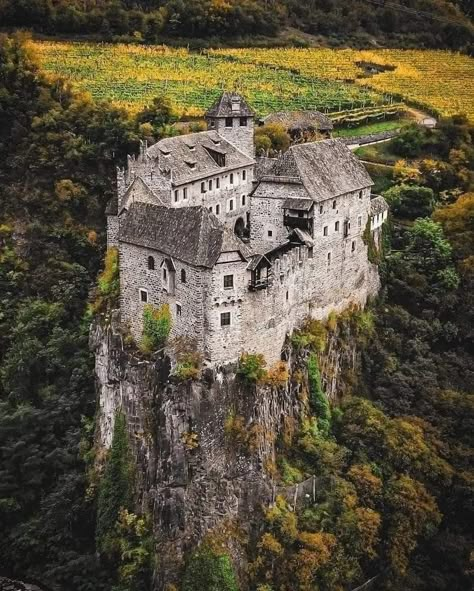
[96,412,132,552]
[182,543,239,591]
[383,183,435,219]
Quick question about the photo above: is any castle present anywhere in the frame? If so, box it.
[106,92,388,365]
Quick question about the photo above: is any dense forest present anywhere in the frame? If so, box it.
[0,0,473,49]
[0,33,473,591]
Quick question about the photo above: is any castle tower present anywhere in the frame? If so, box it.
[205,92,255,159]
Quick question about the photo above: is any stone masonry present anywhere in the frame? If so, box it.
[106,92,389,366]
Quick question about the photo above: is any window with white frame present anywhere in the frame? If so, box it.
[223,275,234,289]
[229,199,234,212]
[139,289,148,303]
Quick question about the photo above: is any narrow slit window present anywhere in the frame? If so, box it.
[323,226,328,236]
[147,256,155,270]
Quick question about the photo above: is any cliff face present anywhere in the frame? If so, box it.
[90,312,362,589]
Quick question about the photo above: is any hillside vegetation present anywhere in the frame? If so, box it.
[0,33,473,591]
[34,41,474,121]
[0,0,473,50]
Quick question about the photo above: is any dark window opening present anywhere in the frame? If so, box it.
[242,194,246,206]
[359,191,363,199]
[174,190,179,202]
[308,247,314,259]
[319,205,323,214]
[147,256,155,270]
[209,179,213,190]
[240,117,247,126]
[181,269,186,283]
[201,182,206,193]
[242,170,246,181]
[183,188,187,200]
[176,304,182,316]
[216,178,220,189]
[216,204,220,215]
[163,268,167,281]
[344,220,350,238]
[332,200,336,209]
[286,291,289,301]
[268,230,273,237]
[140,289,148,303]
[335,221,339,232]
[221,312,231,326]
[229,199,234,211]
[225,117,233,128]
[352,240,356,252]
[230,173,234,184]
[224,275,234,289]
[323,226,328,236]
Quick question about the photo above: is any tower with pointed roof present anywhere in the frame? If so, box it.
[205,92,255,160]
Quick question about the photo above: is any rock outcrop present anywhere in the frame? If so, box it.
[91,311,363,589]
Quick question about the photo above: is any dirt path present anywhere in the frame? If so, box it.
[405,106,435,124]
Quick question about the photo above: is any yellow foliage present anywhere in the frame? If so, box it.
[258,533,284,556]
[263,361,289,387]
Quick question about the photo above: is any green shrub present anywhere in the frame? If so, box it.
[172,336,202,381]
[307,354,331,437]
[182,544,239,591]
[96,412,132,553]
[141,303,171,353]
[93,247,120,312]
[237,353,267,384]
[291,318,327,352]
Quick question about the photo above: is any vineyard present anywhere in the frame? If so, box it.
[32,42,389,117]
[32,42,474,121]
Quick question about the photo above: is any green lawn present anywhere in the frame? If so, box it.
[333,119,409,138]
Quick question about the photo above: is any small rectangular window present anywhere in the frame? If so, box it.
[327,252,331,266]
[201,182,206,194]
[209,206,213,213]
[183,187,187,200]
[332,200,336,209]
[225,117,233,128]
[174,190,179,202]
[221,312,231,326]
[323,226,328,236]
[209,179,213,191]
[268,230,273,237]
[242,170,246,181]
[216,204,220,215]
[319,205,323,214]
[223,275,234,289]
[242,194,246,206]
[163,269,167,281]
[229,199,234,212]
[352,240,356,252]
[359,190,363,200]
[230,173,234,184]
[308,247,314,259]
[335,221,339,232]
[176,304,182,316]
[216,178,220,189]
[139,289,148,303]
[240,117,247,127]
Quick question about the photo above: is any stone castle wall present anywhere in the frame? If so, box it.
[120,241,210,349]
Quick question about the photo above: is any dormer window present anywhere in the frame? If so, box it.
[160,149,170,157]
[211,138,221,146]
[185,160,197,169]
[187,144,196,151]
[225,117,233,128]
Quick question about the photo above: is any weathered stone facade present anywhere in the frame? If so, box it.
[107,92,389,365]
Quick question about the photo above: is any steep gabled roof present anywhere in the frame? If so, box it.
[268,139,373,202]
[120,203,249,268]
[146,130,254,184]
[205,92,255,118]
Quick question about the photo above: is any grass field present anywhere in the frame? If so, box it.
[32,41,474,121]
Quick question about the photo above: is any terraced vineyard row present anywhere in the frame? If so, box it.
[32,42,389,116]
[211,48,474,121]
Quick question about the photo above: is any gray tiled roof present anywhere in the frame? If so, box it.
[120,203,248,268]
[263,110,334,131]
[205,92,255,118]
[283,198,314,211]
[146,130,254,184]
[270,139,373,202]
[370,195,389,215]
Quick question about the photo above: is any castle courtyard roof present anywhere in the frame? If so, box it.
[205,92,255,118]
[120,203,248,268]
[146,130,254,184]
[269,139,373,202]
[263,110,334,131]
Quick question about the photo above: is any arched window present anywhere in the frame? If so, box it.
[147,256,155,270]
[181,269,186,283]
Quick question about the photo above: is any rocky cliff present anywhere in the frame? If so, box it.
[90,311,362,590]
